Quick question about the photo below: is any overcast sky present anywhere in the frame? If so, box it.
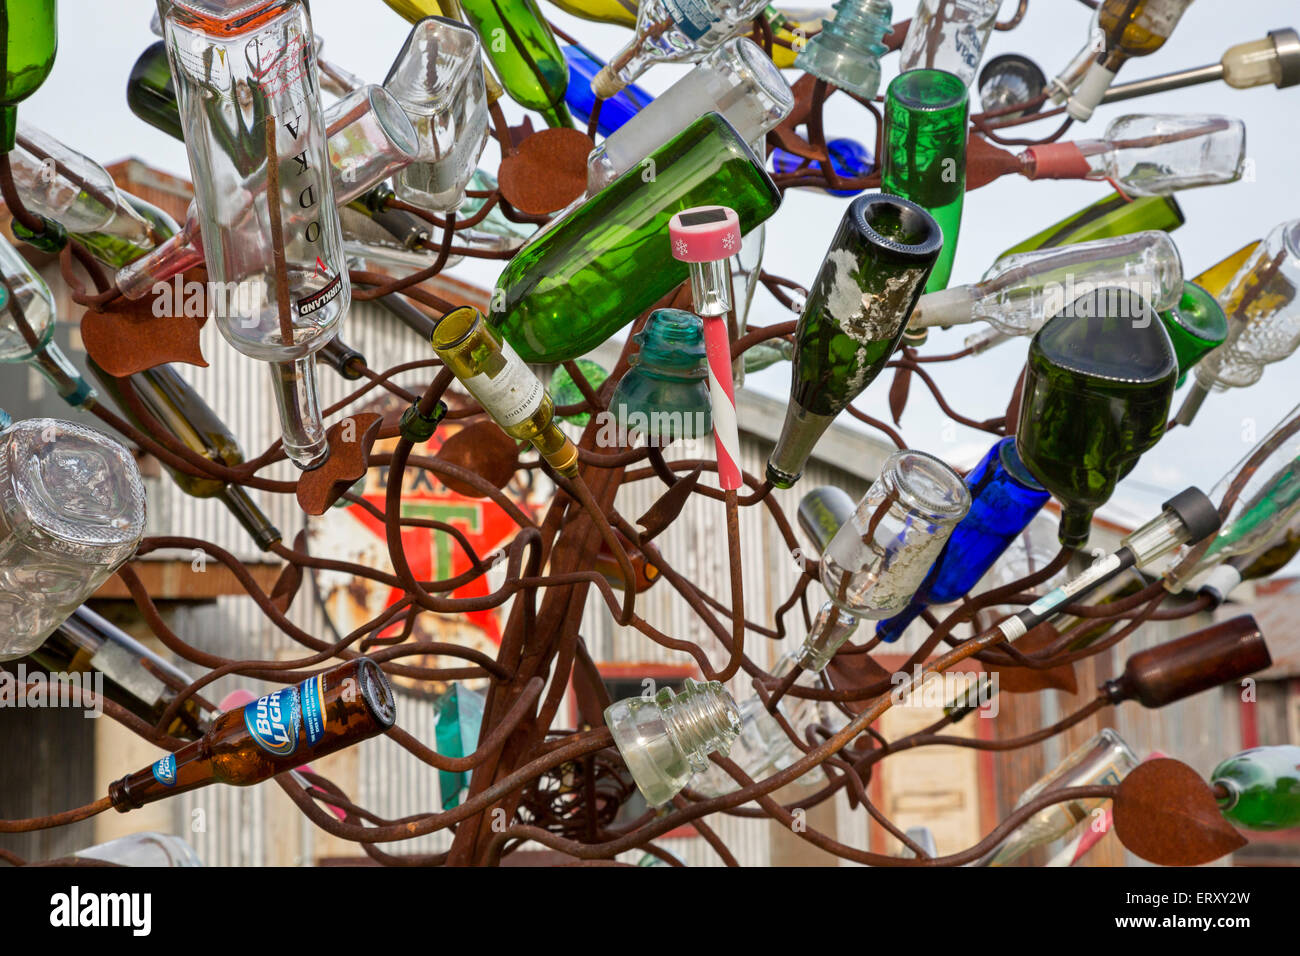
[24,0,1300,544]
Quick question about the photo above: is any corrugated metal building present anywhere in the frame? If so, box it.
[1,162,1296,867]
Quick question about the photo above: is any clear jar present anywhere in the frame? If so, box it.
[384,16,489,213]
[820,450,970,618]
[604,677,741,806]
[0,419,147,661]
[898,0,1001,88]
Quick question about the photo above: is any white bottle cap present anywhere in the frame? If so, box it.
[1067,63,1117,122]
[1190,563,1244,606]
[911,285,976,329]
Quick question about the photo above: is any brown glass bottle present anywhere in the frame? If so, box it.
[109,657,396,812]
[1102,615,1271,709]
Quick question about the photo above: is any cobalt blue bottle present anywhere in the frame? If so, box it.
[563,44,653,137]
[772,137,875,197]
[875,437,1050,642]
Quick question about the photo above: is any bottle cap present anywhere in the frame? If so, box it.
[1270,28,1300,88]
[1022,142,1092,180]
[669,206,742,263]
[1192,563,1244,607]
[1162,487,1220,546]
[911,284,976,328]
[1067,62,1116,121]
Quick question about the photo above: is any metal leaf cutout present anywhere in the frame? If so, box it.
[1112,758,1248,866]
[637,467,703,542]
[81,266,211,375]
[437,421,521,497]
[990,622,1078,695]
[497,128,594,215]
[269,529,308,614]
[296,413,383,515]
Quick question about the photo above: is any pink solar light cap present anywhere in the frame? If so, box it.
[669,206,742,263]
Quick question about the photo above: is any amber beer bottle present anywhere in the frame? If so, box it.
[109,658,396,812]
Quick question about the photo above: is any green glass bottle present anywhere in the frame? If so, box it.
[457,0,572,128]
[1016,287,1178,548]
[490,113,781,364]
[997,193,1185,259]
[0,0,57,152]
[86,357,282,552]
[766,193,942,489]
[1159,280,1227,387]
[127,41,183,142]
[1212,746,1300,831]
[881,69,967,294]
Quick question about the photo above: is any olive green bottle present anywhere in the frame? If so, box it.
[997,193,1185,259]
[431,305,579,477]
[87,358,282,552]
[1016,287,1178,548]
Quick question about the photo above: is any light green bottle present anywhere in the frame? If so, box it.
[1212,746,1300,831]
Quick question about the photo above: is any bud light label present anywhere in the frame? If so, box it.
[299,674,327,747]
[244,686,301,757]
[152,754,176,787]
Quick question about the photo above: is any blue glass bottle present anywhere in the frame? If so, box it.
[875,437,1050,642]
[772,137,875,197]
[563,44,654,137]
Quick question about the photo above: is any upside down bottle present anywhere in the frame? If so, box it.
[766,193,942,489]
[109,657,397,811]
[160,0,350,470]
[1211,746,1300,831]
[1016,287,1179,548]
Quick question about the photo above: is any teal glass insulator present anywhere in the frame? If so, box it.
[794,0,893,100]
[608,308,711,446]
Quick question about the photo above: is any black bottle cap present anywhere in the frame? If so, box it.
[1163,486,1220,546]
[848,193,944,263]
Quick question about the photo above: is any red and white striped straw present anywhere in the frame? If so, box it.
[669,206,743,491]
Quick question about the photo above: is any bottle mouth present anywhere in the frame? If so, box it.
[725,37,796,120]
[1162,281,1228,346]
[357,658,397,729]
[883,449,971,521]
[851,194,944,259]
[430,305,481,350]
[997,437,1046,492]
[887,68,969,112]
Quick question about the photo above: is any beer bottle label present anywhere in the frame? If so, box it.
[298,674,327,746]
[244,685,302,757]
[152,754,177,787]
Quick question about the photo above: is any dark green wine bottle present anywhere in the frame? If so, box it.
[490,113,781,364]
[881,69,966,294]
[1212,746,1300,831]
[127,41,183,142]
[87,358,282,552]
[1016,287,1178,548]
[767,194,943,489]
[998,193,1185,259]
[0,0,57,151]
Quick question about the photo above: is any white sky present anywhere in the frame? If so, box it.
[25,0,1300,539]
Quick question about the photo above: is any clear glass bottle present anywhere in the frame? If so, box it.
[608,308,712,446]
[1049,2,1102,105]
[982,729,1140,866]
[563,43,655,137]
[913,231,1184,339]
[1023,114,1246,196]
[766,194,943,488]
[74,832,204,867]
[820,450,971,619]
[0,235,95,408]
[604,677,742,806]
[161,0,350,470]
[0,418,147,661]
[586,38,792,193]
[379,0,509,104]
[590,0,771,98]
[1179,219,1300,423]
[794,599,861,671]
[1067,0,1196,122]
[897,0,1001,88]
[384,16,489,213]
[430,306,580,478]
[794,0,893,99]
[978,53,1047,119]
[10,122,171,269]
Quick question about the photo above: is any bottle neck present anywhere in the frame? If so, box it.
[109,736,213,812]
[216,483,282,552]
[767,404,838,489]
[661,682,740,774]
